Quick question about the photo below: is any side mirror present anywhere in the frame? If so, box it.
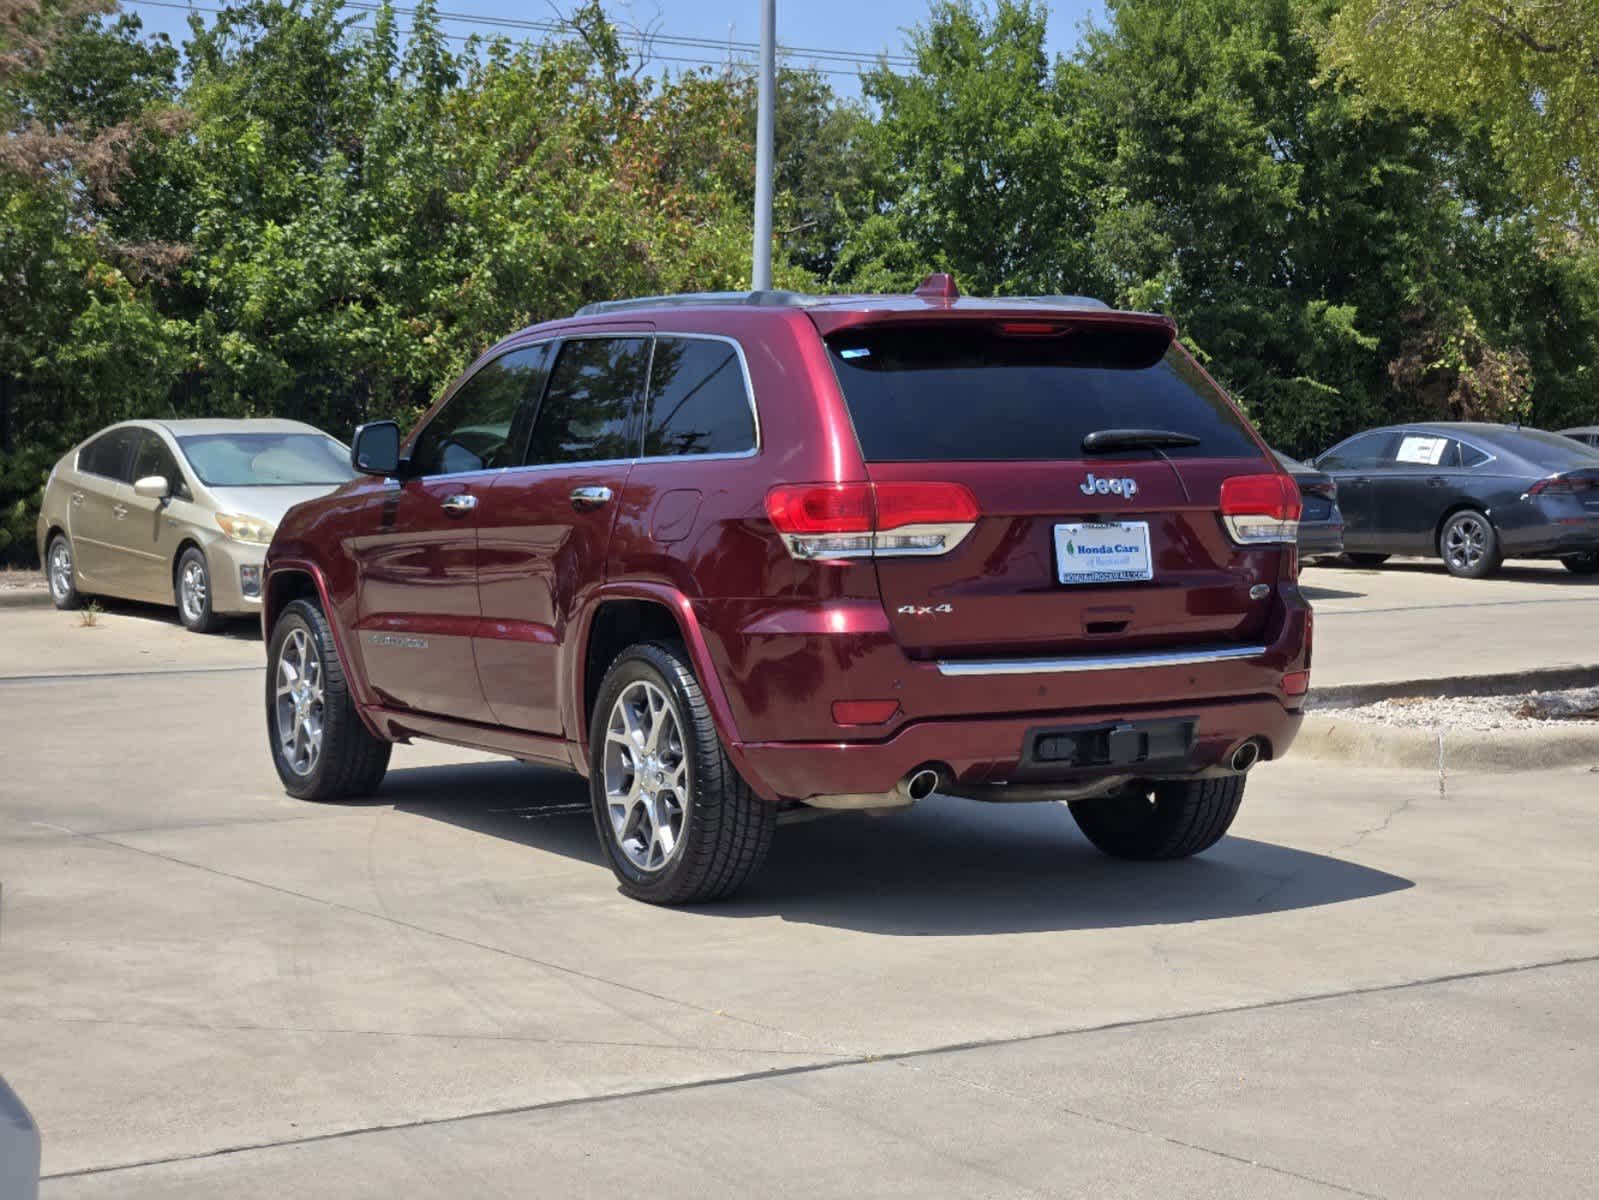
[352,420,402,476]
[133,475,171,500]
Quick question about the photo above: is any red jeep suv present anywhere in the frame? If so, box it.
[262,276,1310,904]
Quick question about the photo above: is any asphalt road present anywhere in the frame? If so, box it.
[1,581,1596,1197]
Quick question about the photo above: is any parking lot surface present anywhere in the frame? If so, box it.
[2,583,1597,1197]
[1304,558,1599,688]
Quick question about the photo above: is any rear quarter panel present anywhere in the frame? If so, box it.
[601,309,879,744]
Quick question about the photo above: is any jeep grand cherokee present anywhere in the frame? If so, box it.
[261,275,1310,904]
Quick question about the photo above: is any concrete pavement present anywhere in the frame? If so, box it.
[1303,558,1599,689]
[3,572,1598,1196]
[46,961,1599,1199]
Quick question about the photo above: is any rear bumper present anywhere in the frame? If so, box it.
[1499,522,1599,557]
[1297,522,1345,558]
[737,696,1303,803]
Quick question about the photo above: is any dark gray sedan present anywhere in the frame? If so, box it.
[1314,422,1599,578]
[1274,451,1344,559]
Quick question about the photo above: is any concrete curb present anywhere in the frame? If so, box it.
[1310,665,1599,706]
[0,587,50,610]
[1294,715,1599,772]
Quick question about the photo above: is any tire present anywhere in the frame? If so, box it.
[1069,776,1246,860]
[1560,552,1599,576]
[1343,553,1389,568]
[175,546,224,633]
[266,598,391,801]
[1438,509,1502,579]
[46,534,84,610]
[588,641,775,905]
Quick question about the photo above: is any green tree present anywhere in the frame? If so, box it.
[1,1,188,558]
[1319,0,1599,239]
[759,67,877,282]
[1077,0,1567,453]
[841,0,1103,296]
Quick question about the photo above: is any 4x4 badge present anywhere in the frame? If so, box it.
[1081,473,1139,498]
[897,604,954,616]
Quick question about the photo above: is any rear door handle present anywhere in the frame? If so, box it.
[570,486,614,510]
[1427,476,1447,487]
[441,494,477,516]
[71,491,85,507]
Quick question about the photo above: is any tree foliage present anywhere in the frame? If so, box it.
[2,0,1598,563]
[1319,0,1599,238]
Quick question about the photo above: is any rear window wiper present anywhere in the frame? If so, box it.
[1082,429,1203,453]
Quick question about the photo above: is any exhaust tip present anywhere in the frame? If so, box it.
[1230,740,1262,772]
[905,768,941,801]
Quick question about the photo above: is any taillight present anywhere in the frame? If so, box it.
[1220,474,1301,546]
[1528,474,1599,495]
[765,482,979,560]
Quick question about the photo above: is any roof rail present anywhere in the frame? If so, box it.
[575,290,821,317]
[572,288,1113,318]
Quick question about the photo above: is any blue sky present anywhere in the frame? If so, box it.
[121,1,1107,94]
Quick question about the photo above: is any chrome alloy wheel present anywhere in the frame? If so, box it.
[1444,515,1488,571]
[603,680,689,872]
[274,627,325,776]
[179,557,208,623]
[48,539,73,603]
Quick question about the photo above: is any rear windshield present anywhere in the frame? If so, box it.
[826,325,1261,462]
[178,433,355,487]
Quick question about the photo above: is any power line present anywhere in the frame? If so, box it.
[341,2,916,67]
[124,1,912,75]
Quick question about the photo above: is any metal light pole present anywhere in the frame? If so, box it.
[751,0,777,291]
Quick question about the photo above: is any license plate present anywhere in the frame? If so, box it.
[1055,522,1152,584]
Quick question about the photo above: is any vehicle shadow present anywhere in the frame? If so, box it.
[1299,583,1366,602]
[86,594,263,640]
[387,761,1414,937]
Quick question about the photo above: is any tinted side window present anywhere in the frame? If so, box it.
[1319,432,1398,471]
[525,337,648,466]
[130,432,191,500]
[411,345,548,476]
[644,337,756,458]
[1457,441,1491,468]
[78,428,140,481]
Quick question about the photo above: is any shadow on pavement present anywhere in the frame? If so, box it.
[88,594,263,640]
[389,761,1414,936]
[1299,583,1367,601]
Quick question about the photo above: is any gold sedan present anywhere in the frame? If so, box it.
[36,419,353,632]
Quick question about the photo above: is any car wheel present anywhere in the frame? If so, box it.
[46,534,84,610]
[266,598,392,801]
[1068,776,1245,860]
[588,641,775,904]
[1560,552,1599,576]
[1438,510,1502,579]
[175,546,224,633]
[1343,553,1389,567]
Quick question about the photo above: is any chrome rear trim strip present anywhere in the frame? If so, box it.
[935,644,1270,677]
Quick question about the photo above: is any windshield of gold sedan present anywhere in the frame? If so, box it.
[177,433,355,486]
